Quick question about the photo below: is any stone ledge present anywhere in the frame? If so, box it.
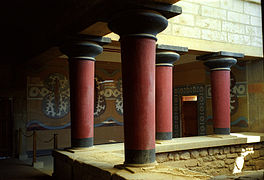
[156,132,264,153]
[53,132,264,179]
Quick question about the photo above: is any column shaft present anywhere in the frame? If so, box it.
[211,70,230,134]
[69,59,94,147]
[156,66,173,140]
[121,36,156,164]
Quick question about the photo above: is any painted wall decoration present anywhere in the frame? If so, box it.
[94,62,123,129]
[27,72,71,130]
[42,73,70,119]
[206,62,249,130]
[173,84,207,137]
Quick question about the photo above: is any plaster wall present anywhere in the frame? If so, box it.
[106,0,263,58]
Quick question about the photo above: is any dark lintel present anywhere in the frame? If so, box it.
[196,51,244,61]
[68,34,112,46]
[157,44,188,53]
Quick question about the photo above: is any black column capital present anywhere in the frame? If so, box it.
[108,10,168,40]
[196,51,244,71]
[156,44,188,66]
[60,35,111,61]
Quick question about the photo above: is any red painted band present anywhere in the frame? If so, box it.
[156,66,173,133]
[211,70,230,129]
[69,59,94,139]
[121,36,156,150]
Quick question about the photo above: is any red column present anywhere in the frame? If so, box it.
[69,59,95,147]
[155,51,180,140]
[60,35,111,148]
[211,70,230,134]
[197,52,243,135]
[108,10,168,165]
[121,37,156,164]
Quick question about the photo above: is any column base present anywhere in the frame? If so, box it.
[214,128,230,135]
[72,137,93,148]
[156,132,172,140]
[125,149,155,165]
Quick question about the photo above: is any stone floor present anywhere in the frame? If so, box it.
[0,157,52,180]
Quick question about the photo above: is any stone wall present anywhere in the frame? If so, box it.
[163,0,262,49]
[156,142,264,176]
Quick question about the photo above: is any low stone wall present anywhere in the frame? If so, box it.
[156,142,264,176]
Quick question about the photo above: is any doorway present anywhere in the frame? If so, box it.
[181,96,198,137]
[0,98,13,157]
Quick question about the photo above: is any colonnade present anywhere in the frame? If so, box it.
[60,10,243,166]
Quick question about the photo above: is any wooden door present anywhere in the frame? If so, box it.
[0,98,12,157]
[181,101,198,137]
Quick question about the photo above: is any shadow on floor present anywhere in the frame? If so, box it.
[0,158,53,180]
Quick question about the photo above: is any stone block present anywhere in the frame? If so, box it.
[200,149,208,157]
[250,36,262,48]
[213,160,225,168]
[244,1,261,17]
[174,152,180,161]
[203,156,214,162]
[251,151,260,159]
[173,13,195,26]
[172,25,201,39]
[248,160,256,166]
[195,16,221,30]
[185,159,199,168]
[191,150,200,159]
[202,29,227,42]
[218,168,230,175]
[235,147,243,153]
[251,16,262,26]
[230,147,236,153]
[228,33,250,46]
[227,153,238,159]
[225,159,235,165]
[180,151,190,160]
[229,164,234,171]
[197,0,220,8]
[208,148,214,155]
[213,148,220,155]
[228,11,250,24]
[168,153,174,161]
[215,155,226,160]
[222,21,245,34]
[197,158,204,167]
[245,25,262,37]
[220,0,243,13]
[156,153,168,163]
[201,6,226,20]
[223,147,230,154]
[254,143,262,150]
[260,150,264,157]
[219,147,224,155]
[243,166,253,171]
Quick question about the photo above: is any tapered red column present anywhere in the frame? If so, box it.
[108,10,169,165]
[60,35,111,148]
[155,45,186,140]
[197,51,243,135]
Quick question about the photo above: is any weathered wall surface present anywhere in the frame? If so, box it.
[26,59,124,151]
[156,142,264,176]
[158,0,263,57]
[247,60,264,133]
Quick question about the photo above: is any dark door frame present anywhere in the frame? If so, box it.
[173,84,207,138]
